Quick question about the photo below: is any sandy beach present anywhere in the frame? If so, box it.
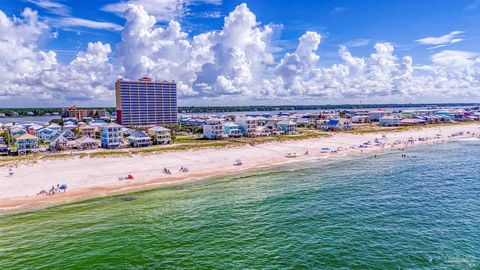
[1,123,479,213]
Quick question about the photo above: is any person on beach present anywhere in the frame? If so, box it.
[59,184,67,193]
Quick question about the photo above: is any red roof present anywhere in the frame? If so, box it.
[139,76,153,82]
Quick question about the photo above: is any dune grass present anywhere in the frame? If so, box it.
[0,121,477,167]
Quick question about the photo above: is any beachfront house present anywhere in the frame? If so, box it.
[369,110,390,121]
[203,121,224,139]
[351,115,370,123]
[100,123,124,149]
[254,126,271,136]
[128,130,152,147]
[223,122,242,137]
[235,117,258,136]
[73,136,99,150]
[318,119,352,131]
[16,133,39,155]
[400,110,416,119]
[0,138,8,156]
[379,116,401,126]
[49,134,69,151]
[78,124,96,138]
[264,120,285,135]
[147,126,172,145]
[277,120,297,135]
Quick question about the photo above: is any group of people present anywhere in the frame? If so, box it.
[37,184,67,196]
[163,167,172,174]
[164,166,189,174]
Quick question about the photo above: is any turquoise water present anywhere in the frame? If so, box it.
[1,140,479,269]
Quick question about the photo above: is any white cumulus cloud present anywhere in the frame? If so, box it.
[1,3,480,106]
[0,8,115,103]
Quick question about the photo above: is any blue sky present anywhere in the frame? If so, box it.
[0,0,480,106]
[4,0,477,64]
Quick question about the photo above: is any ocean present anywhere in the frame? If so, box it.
[0,139,479,269]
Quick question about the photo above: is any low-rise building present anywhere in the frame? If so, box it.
[79,124,96,138]
[254,126,271,136]
[399,118,426,126]
[47,123,62,133]
[128,130,152,147]
[73,136,99,150]
[16,133,39,154]
[235,117,258,136]
[223,122,242,137]
[264,120,283,134]
[61,129,77,140]
[379,116,401,126]
[351,115,370,123]
[0,138,8,156]
[49,134,69,151]
[318,119,352,131]
[100,123,124,149]
[203,121,224,139]
[37,128,59,142]
[277,120,297,135]
[148,126,172,145]
[10,127,27,139]
[369,110,390,121]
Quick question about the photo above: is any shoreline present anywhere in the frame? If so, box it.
[1,124,479,215]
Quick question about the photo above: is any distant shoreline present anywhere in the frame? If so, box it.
[0,123,479,215]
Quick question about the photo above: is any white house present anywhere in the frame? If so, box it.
[379,116,401,126]
[234,117,258,136]
[223,122,242,137]
[277,120,297,135]
[351,115,370,123]
[203,121,224,139]
[148,126,172,145]
[369,110,390,121]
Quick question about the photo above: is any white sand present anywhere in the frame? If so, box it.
[1,124,479,212]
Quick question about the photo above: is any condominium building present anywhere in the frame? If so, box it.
[61,105,107,121]
[115,77,178,126]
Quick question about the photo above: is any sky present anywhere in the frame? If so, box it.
[0,0,479,107]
